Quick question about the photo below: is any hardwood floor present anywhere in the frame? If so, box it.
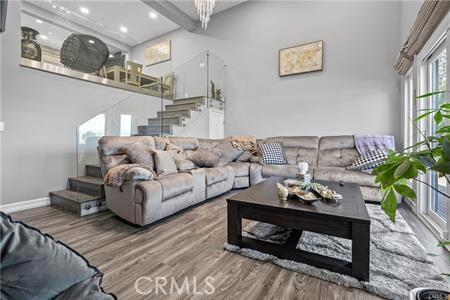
[9,194,448,300]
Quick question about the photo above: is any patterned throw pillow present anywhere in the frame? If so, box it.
[258,142,287,165]
[347,149,388,171]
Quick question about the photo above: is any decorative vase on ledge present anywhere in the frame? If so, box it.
[21,26,41,62]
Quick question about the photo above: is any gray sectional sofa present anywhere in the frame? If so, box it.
[98,135,382,226]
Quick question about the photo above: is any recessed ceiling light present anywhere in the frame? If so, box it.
[52,5,56,8]
[40,35,48,40]
[66,11,70,14]
[88,40,95,44]
[119,26,127,33]
[36,19,43,24]
[79,7,89,14]
[109,54,114,58]
[149,12,157,19]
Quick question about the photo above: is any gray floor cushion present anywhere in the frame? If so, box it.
[0,212,115,300]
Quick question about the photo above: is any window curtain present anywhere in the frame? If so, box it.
[394,0,450,74]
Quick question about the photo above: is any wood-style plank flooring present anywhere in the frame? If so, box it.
[9,193,448,300]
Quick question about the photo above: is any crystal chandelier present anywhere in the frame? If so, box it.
[195,0,215,29]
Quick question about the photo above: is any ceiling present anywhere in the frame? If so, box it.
[22,0,247,50]
[170,0,248,21]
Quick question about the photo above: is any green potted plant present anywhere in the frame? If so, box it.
[374,91,449,298]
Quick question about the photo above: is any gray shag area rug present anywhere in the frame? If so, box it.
[224,204,449,299]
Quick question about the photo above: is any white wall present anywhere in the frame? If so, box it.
[0,1,162,205]
[400,0,423,47]
[132,1,402,141]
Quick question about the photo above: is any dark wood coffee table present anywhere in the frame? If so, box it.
[227,177,371,281]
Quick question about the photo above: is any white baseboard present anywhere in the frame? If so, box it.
[0,197,50,213]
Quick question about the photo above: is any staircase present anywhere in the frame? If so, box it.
[137,96,224,136]
[49,165,107,216]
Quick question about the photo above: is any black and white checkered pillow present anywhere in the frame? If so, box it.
[258,142,287,165]
[347,149,388,171]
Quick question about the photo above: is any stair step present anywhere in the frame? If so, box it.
[165,102,201,111]
[171,96,205,105]
[68,176,105,198]
[85,164,102,178]
[157,109,191,118]
[138,124,173,135]
[50,190,106,217]
[148,116,184,126]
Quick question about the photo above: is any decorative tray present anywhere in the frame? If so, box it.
[285,185,320,204]
[310,183,343,200]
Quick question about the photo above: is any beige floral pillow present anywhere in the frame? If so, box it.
[154,150,178,176]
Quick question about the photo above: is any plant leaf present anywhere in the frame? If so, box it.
[431,161,450,174]
[434,111,443,124]
[394,160,411,179]
[416,91,446,99]
[393,184,416,199]
[414,110,436,122]
[438,241,450,247]
[381,188,397,222]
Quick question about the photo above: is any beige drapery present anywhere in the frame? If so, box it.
[394,0,450,74]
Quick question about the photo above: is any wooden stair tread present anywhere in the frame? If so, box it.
[50,190,103,203]
[69,176,104,185]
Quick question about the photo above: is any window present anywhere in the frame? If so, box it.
[427,42,447,227]
[120,114,132,137]
[78,114,105,145]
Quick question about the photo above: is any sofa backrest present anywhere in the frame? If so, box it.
[264,136,320,167]
[98,136,156,175]
[317,135,359,168]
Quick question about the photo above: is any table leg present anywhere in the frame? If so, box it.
[227,202,241,246]
[351,222,370,281]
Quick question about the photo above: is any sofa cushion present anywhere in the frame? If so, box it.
[261,164,300,178]
[215,139,242,167]
[314,167,378,187]
[318,136,359,167]
[266,136,319,167]
[204,167,229,185]
[227,162,250,177]
[126,142,155,170]
[188,148,222,168]
[154,136,170,150]
[0,212,103,299]
[169,137,199,150]
[157,173,193,200]
[154,150,178,176]
[99,136,155,156]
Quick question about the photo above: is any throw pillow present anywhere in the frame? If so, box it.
[236,151,253,162]
[125,142,155,170]
[258,142,287,165]
[215,139,243,166]
[165,143,197,171]
[188,147,223,168]
[347,149,389,171]
[174,158,197,171]
[154,150,178,176]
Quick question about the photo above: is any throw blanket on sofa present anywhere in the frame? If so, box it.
[354,134,395,155]
[104,164,156,187]
[229,135,258,155]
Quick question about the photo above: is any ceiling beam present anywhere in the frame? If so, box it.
[141,0,197,32]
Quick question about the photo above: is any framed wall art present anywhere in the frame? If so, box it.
[279,40,323,77]
[144,40,171,66]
